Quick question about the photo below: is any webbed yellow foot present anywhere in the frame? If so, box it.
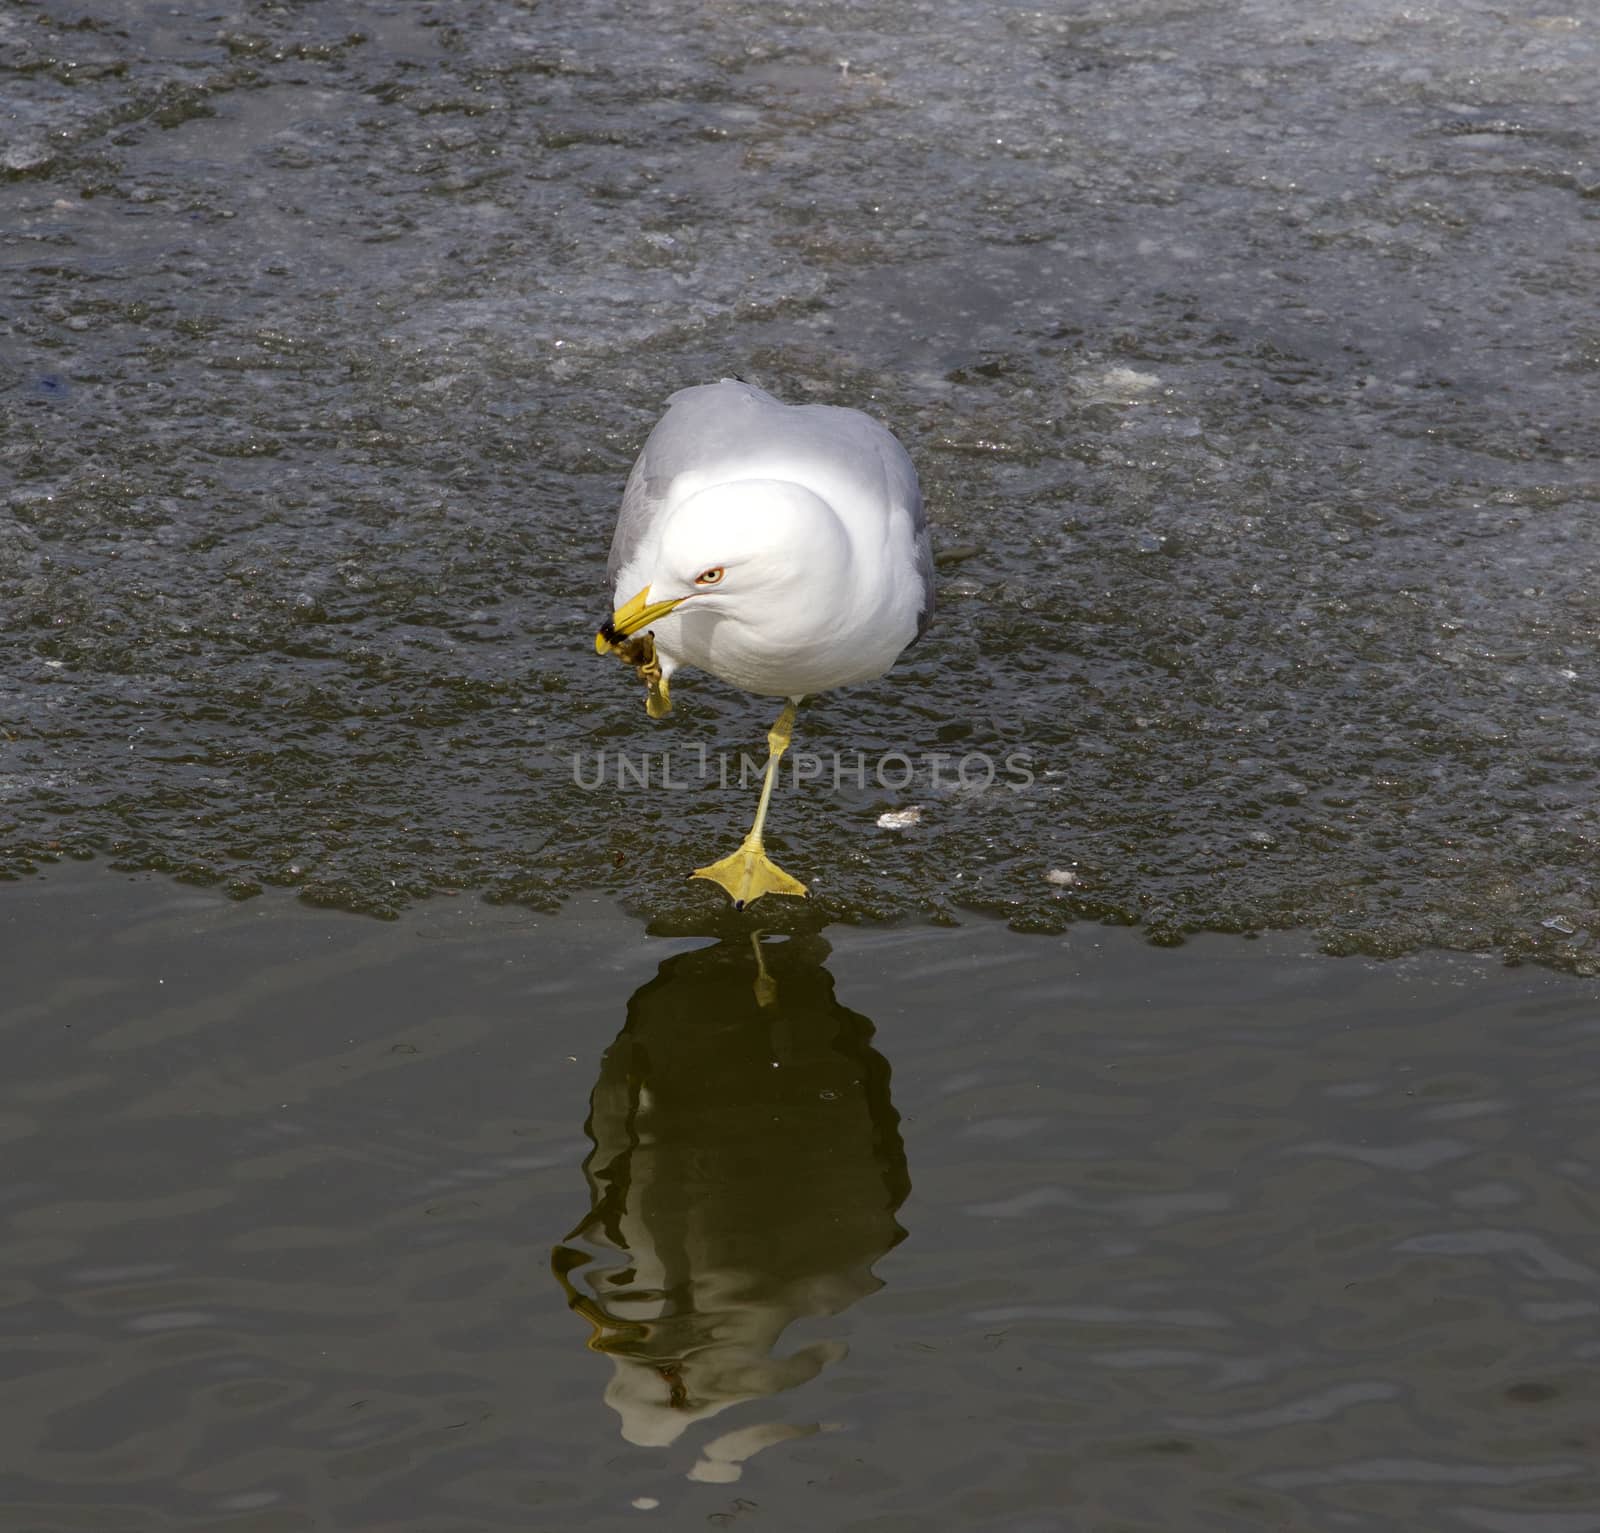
[691,839,807,910]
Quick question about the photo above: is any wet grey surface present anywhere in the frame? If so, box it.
[3,0,1598,964]
[3,866,1599,1532]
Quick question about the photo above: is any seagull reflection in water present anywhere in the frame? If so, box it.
[552,930,908,1482]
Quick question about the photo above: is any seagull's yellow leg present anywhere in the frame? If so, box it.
[691,700,808,909]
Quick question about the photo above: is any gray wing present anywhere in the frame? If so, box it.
[606,452,660,589]
[841,391,933,643]
[911,505,936,643]
[607,380,786,588]
[894,442,935,643]
[609,379,934,638]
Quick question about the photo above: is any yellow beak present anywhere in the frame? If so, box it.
[595,585,686,655]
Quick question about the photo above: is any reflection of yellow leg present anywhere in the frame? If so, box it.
[750,931,777,1008]
[692,700,808,910]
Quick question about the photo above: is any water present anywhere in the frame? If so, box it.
[5,2,1600,1525]
[4,867,1599,1531]
[2,0,1596,964]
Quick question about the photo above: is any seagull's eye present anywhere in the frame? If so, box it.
[695,567,725,586]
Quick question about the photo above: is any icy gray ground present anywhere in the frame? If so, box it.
[3,0,1598,965]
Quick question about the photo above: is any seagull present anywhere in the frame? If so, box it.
[595,379,934,908]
